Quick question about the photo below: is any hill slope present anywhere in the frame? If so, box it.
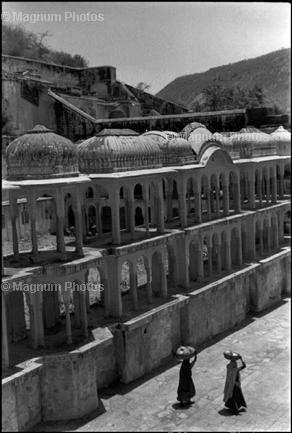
[156,49,291,112]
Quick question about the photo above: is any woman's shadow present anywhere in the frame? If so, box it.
[218,408,245,416]
[172,401,195,410]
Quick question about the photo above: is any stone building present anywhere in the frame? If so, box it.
[2,120,291,431]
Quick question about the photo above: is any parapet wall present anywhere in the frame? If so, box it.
[2,247,290,431]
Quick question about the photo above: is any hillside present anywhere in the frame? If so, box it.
[157,49,291,112]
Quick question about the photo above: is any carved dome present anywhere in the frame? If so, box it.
[6,125,79,181]
[78,131,162,173]
[142,131,169,143]
[160,138,196,166]
[179,121,207,140]
[230,132,276,158]
[271,126,291,156]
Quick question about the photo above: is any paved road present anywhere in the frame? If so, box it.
[35,297,291,432]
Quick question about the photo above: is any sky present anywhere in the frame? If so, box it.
[2,2,291,94]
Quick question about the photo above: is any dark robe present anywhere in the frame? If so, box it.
[224,360,247,412]
[177,359,196,403]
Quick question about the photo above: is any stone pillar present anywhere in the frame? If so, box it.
[259,226,264,256]
[10,196,19,258]
[156,182,165,233]
[271,168,277,204]
[28,192,38,257]
[216,240,222,274]
[206,183,211,220]
[145,262,152,304]
[267,222,271,253]
[207,237,213,276]
[225,233,231,271]
[128,188,135,239]
[108,258,123,318]
[72,191,84,256]
[266,173,270,204]
[237,230,243,266]
[143,184,150,235]
[55,189,66,259]
[178,178,187,228]
[96,204,102,236]
[2,293,9,368]
[111,188,121,245]
[176,237,189,289]
[279,166,284,199]
[160,251,168,298]
[130,263,138,310]
[258,171,263,206]
[63,289,72,345]
[81,291,88,338]
[194,180,202,224]
[274,219,279,250]
[223,182,229,217]
[215,181,220,218]
[248,171,255,210]
[197,236,204,281]
[28,291,45,349]
[234,177,241,213]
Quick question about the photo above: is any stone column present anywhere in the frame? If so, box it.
[194,179,202,224]
[9,195,19,258]
[111,188,121,245]
[130,263,138,310]
[267,222,271,253]
[234,176,241,213]
[28,291,45,349]
[274,219,279,250]
[143,184,150,235]
[55,189,66,259]
[166,178,173,221]
[258,171,263,206]
[237,230,243,266]
[81,290,88,338]
[223,180,229,217]
[2,293,9,368]
[248,170,255,210]
[225,233,231,271]
[145,262,152,304]
[63,289,72,345]
[279,166,284,200]
[178,178,187,228]
[266,172,270,204]
[128,188,135,239]
[216,240,222,274]
[160,251,168,298]
[271,168,277,204]
[72,191,84,256]
[175,237,189,289]
[28,191,38,257]
[207,237,213,276]
[259,225,264,256]
[156,182,165,233]
[197,236,204,281]
[215,180,220,218]
[206,181,211,220]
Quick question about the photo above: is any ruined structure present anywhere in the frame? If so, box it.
[2,117,290,430]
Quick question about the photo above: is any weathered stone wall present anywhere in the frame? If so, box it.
[114,295,189,384]
[2,248,290,431]
[2,362,42,432]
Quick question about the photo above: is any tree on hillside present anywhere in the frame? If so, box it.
[136,82,151,92]
[190,81,267,112]
[2,23,88,67]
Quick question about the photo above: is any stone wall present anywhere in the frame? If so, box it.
[2,361,42,432]
[2,248,290,431]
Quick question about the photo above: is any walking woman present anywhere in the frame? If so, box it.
[223,351,247,413]
[176,346,197,405]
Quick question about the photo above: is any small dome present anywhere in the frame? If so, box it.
[142,131,169,143]
[163,130,179,140]
[78,133,162,173]
[271,126,291,142]
[179,121,207,140]
[231,132,276,158]
[6,125,79,181]
[188,128,213,155]
[160,138,196,166]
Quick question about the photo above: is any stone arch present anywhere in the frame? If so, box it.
[134,183,143,200]
[101,206,112,233]
[120,186,124,199]
[86,186,94,199]
[135,206,144,226]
